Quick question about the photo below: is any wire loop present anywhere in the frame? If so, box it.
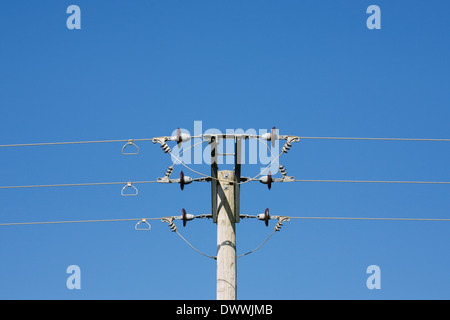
[135,219,151,231]
[121,182,138,196]
[121,139,140,155]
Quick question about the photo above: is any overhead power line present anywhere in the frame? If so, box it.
[292,179,450,185]
[2,126,450,300]
[1,135,449,149]
[2,214,449,227]
[1,178,449,190]
[0,138,154,148]
[0,217,162,227]
[0,180,159,190]
[288,216,450,222]
[300,136,450,142]
[0,175,450,189]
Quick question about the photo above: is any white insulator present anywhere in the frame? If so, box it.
[259,176,270,184]
[174,213,195,221]
[169,133,191,143]
[183,176,193,185]
[180,133,191,142]
[261,133,271,141]
[256,214,266,221]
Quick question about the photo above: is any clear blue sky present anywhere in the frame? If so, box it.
[0,0,449,299]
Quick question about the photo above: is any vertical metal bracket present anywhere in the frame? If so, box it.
[234,137,241,223]
[210,136,219,223]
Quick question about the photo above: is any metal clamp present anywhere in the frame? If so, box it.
[135,219,151,231]
[121,139,140,155]
[274,216,290,231]
[152,137,171,154]
[161,216,177,232]
[281,136,300,154]
[121,182,138,196]
[278,165,295,182]
[157,166,174,183]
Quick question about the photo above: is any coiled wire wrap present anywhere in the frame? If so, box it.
[279,165,288,178]
[281,136,300,154]
[281,141,292,153]
[160,142,171,153]
[274,216,290,232]
[164,166,174,178]
[161,217,177,232]
[152,137,171,154]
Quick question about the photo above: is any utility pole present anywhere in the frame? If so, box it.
[153,130,298,300]
[213,136,241,300]
[216,170,236,300]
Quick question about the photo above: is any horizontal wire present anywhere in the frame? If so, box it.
[292,179,450,184]
[1,178,449,190]
[0,138,156,148]
[0,180,158,190]
[251,139,450,185]
[2,214,449,227]
[0,217,162,227]
[2,135,449,148]
[288,216,450,222]
[300,137,450,142]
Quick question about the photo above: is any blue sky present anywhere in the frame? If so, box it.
[0,0,449,299]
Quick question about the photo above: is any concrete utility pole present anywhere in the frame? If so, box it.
[216,170,236,300]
